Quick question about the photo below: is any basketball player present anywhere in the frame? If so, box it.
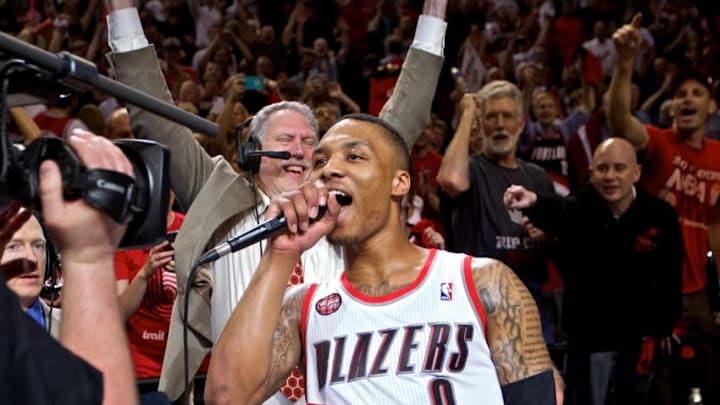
[206,114,556,404]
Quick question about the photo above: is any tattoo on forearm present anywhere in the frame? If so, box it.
[472,260,551,385]
[264,289,304,395]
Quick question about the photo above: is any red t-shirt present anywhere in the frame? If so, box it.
[642,126,720,293]
[412,150,442,194]
[551,16,584,62]
[34,112,72,138]
[114,213,196,378]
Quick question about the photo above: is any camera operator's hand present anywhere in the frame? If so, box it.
[39,130,134,263]
[37,129,139,404]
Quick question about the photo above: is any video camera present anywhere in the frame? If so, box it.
[0,50,171,249]
[0,32,221,248]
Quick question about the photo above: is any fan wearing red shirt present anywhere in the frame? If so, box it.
[608,14,720,404]
[115,210,182,380]
[114,193,209,394]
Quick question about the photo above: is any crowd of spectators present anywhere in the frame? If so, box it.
[3,0,720,404]
[6,0,720,144]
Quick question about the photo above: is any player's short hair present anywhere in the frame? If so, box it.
[337,113,410,173]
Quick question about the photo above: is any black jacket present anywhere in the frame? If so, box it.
[525,184,683,352]
[0,273,102,403]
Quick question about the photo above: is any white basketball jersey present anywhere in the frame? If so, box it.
[302,249,504,405]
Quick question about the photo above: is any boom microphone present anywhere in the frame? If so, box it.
[0,32,219,136]
[196,205,328,265]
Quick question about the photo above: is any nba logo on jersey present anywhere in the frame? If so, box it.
[440,282,453,301]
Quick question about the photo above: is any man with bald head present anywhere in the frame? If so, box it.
[106,108,134,140]
[504,137,684,405]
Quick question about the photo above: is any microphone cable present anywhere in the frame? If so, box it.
[182,183,265,405]
[182,259,204,405]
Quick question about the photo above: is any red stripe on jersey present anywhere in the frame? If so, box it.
[463,256,487,333]
[301,283,318,360]
[341,249,437,304]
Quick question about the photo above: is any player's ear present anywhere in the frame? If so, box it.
[392,170,410,197]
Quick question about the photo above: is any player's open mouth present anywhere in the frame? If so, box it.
[330,190,353,206]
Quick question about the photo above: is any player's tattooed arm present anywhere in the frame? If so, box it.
[206,282,306,404]
[471,258,553,384]
[263,285,307,398]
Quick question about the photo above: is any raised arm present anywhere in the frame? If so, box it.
[107,0,220,210]
[378,0,446,150]
[471,258,555,404]
[42,131,139,405]
[607,14,649,150]
[9,107,41,144]
[438,94,478,197]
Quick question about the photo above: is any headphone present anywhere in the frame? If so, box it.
[41,221,62,297]
[235,117,291,174]
[34,215,61,335]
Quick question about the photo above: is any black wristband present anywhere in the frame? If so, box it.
[501,369,556,405]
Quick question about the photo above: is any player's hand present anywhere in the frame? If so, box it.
[613,13,643,65]
[264,180,340,255]
[39,129,133,264]
[504,184,537,210]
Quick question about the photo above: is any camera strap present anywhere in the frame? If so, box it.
[71,169,144,223]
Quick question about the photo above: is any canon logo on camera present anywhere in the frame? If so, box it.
[96,179,126,194]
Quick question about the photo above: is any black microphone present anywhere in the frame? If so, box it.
[247,150,291,159]
[196,205,328,265]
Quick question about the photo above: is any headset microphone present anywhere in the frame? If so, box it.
[236,117,292,174]
[246,150,291,160]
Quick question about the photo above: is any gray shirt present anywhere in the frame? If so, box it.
[445,155,555,282]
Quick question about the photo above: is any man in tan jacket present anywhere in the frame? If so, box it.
[106,0,448,401]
